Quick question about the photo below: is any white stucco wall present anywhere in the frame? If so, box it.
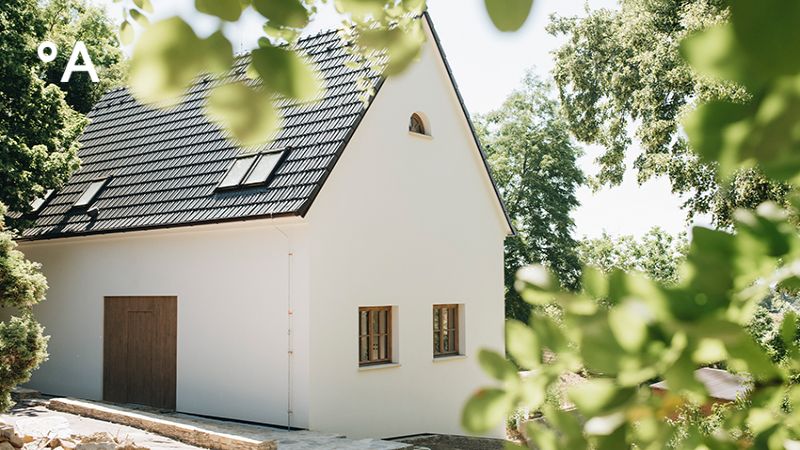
[18,219,311,428]
[305,21,509,438]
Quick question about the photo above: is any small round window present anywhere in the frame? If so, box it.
[409,113,428,136]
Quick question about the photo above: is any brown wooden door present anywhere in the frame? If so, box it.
[103,296,177,410]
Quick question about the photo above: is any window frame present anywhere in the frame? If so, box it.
[216,149,287,191]
[433,304,460,357]
[358,306,393,366]
[74,178,110,208]
[409,113,429,136]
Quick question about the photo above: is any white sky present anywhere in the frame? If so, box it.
[100,0,701,238]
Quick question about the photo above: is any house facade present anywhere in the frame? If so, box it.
[16,14,512,438]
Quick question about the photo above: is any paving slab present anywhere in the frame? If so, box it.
[7,398,410,450]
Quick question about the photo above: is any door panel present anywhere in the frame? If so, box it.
[103,296,176,410]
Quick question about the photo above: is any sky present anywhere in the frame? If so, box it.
[100,0,698,239]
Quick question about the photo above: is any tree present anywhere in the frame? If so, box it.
[0,205,48,411]
[464,1,800,447]
[476,73,583,323]
[578,227,687,285]
[547,0,791,228]
[39,0,125,114]
[0,0,84,220]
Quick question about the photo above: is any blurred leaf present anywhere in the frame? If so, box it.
[608,300,649,352]
[729,0,800,78]
[515,264,558,305]
[129,18,205,105]
[133,0,154,13]
[252,0,310,28]
[461,388,514,434]
[206,82,280,146]
[483,0,534,32]
[195,0,243,21]
[506,320,540,369]
[781,311,798,349]
[478,349,517,382]
[356,21,425,75]
[334,0,389,21]
[129,9,149,27]
[250,45,323,101]
[120,20,134,45]
[568,379,635,416]
[204,31,234,74]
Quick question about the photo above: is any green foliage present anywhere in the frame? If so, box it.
[40,0,125,114]
[548,0,791,228]
[119,0,535,146]
[476,73,583,323]
[465,2,800,447]
[578,227,688,285]
[0,0,84,220]
[0,206,48,412]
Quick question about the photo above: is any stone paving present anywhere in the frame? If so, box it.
[1,400,411,450]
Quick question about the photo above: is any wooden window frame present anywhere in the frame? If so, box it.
[358,306,393,366]
[433,304,460,357]
[409,113,427,135]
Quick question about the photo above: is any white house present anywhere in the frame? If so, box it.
[16,14,512,439]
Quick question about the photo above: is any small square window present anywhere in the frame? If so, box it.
[359,306,392,366]
[433,304,460,357]
[75,179,108,207]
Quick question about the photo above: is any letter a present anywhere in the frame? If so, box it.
[61,41,99,83]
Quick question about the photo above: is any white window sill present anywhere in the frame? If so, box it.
[358,363,401,372]
[409,131,433,140]
[433,354,467,363]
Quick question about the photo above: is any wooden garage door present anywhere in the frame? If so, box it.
[103,296,177,410]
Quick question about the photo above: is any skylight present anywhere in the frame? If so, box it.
[29,189,54,213]
[218,150,285,190]
[219,156,257,188]
[75,179,108,207]
[243,152,283,185]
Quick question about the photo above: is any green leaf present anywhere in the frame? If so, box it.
[204,31,234,74]
[252,0,310,29]
[120,20,135,45]
[250,45,323,101]
[356,21,426,75]
[729,0,800,78]
[129,17,205,106]
[780,311,798,349]
[133,0,154,13]
[515,264,558,305]
[195,0,243,21]
[506,320,540,370]
[608,300,649,352]
[483,0,534,32]
[568,379,636,416]
[129,9,149,27]
[478,349,517,382]
[461,388,514,434]
[206,82,281,147]
[334,0,388,21]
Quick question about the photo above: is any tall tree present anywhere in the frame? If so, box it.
[0,0,84,219]
[578,227,687,285]
[476,73,584,323]
[548,0,790,228]
[39,0,125,114]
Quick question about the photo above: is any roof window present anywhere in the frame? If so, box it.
[30,189,54,213]
[218,150,286,190]
[75,178,109,207]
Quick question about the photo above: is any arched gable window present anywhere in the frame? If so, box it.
[409,113,428,135]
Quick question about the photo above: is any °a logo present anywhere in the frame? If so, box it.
[37,41,99,83]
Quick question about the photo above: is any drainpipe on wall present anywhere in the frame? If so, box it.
[272,220,294,431]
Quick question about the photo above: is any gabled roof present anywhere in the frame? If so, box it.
[20,14,512,241]
[20,29,382,240]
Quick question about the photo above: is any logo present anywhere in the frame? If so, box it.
[37,41,99,82]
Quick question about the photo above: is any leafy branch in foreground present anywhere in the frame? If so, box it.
[464,0,800,448]
[113,0,536,147]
